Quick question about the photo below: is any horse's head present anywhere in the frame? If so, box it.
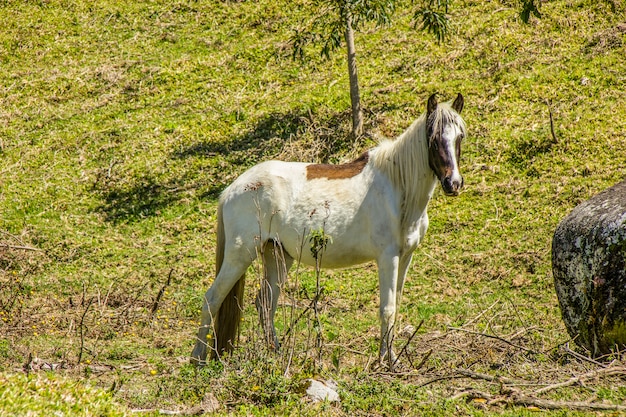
[426,93,466,196]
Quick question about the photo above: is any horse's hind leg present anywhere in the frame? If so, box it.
[191,256,252,364]
[256,239,293,351]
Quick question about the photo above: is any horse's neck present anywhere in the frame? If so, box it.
[402,177,437,233]
[372,118,438,231]
[399,149,437,232]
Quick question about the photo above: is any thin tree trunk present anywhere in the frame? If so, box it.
[344,12,363,137]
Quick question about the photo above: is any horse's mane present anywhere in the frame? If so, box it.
[428,103,467,143]
[371,102,465,231]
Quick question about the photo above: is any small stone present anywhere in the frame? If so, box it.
[305,378,340,403]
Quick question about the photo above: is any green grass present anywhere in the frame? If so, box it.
[0,372,126,416]
[1,0,626,415]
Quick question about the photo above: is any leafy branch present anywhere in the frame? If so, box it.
[414,0,451,42]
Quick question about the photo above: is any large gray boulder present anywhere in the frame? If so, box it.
[552,179,626,357]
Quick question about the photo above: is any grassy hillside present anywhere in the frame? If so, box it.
[0,0,625,415]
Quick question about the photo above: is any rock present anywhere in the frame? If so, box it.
[305,378,340,403]
[552,179,626,357]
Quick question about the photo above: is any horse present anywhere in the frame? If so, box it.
[191,93,466,365]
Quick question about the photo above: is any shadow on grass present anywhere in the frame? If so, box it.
[95,176,181,223]
[507,132,558,177]
[174,108,359,164]
[174,110,309,161]
[95,110,323,223]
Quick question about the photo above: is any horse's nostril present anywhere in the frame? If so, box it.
[443,176,462,195]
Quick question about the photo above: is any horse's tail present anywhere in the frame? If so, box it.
[212,203,245,359]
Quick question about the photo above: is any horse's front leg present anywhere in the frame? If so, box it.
[396,252,413,309]
[256,240,293,351]
[377,251,400,366]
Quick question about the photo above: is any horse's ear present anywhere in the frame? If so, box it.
[452,93,464,114]
[427,93,438,116]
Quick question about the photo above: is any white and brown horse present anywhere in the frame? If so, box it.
[191,93,466,364]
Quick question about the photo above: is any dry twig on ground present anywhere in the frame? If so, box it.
[452,362,626,411]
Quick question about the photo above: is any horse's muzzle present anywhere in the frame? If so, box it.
[442,176,463,196]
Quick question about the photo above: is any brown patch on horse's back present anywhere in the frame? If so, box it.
[306,152,369,180]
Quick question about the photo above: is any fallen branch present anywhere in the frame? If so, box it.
[0,243,42,252]
[392,319,424,370]
[151,268,174,316]
[453,362,626,397]
[506,326,539,340]
[455,368,519,385]
[451,388,493,401]
[417,374,466,388]
[562,342,607,367]
[414,348,432,371]
[447,326,539,354]
[455,388,626,412]
[0,230,43,252]
[462,298,500,327]
[534,365,626,395]
[509,389,626,412]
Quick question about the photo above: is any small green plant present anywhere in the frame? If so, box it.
[308,226,332,370]
[308,228,333,265]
